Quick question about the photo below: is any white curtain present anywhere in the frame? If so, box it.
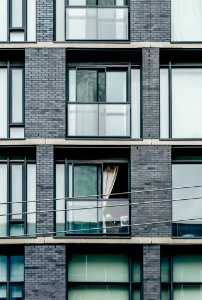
[172,0,202,41]
[102,166,119,232]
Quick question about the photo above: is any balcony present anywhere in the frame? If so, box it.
[65,198,130,235]
[66,7,128,40]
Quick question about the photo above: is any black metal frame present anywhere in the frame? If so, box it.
[0,156,35,237]
[9,0,27,41]
[66,64,140,138]
[67,250,142,300]
[54,0,129,41]
[161,253,202,300]
[55,157,130,237]
[160,61,202,139]
[0,60,24,139]
[0,254,24,300]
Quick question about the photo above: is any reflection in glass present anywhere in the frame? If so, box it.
[10,256,24,282]
[77,70,97,102]
[172,164,202,236]
[106,72,127,102]
[11,285,23,300]
[68,254,128,282]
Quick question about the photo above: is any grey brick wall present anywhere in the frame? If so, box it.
[25,48,66,138]
[130,0,171,42]
[37,0,54,41]
[142,48,160,139]
[131,145,172,237]
[36,145,54,235]
[143,245,160,300]
[25,245,66,300]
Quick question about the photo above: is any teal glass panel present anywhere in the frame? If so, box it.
[10,256,24,282]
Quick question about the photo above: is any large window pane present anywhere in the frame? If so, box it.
[173,255,202,282]
[173,285,202,300]
[99,104,130,136]
[74,166,99,197]
[0,284,7,300]
[0,0,8,41]
[77,70,97,102]
[68,285,128,300]
[11,0,23,28]
[160,69,169,138]
[66,8,97,39]
[66,7,128,40]
[172,69,202,138]
[172,164,202,235]
[11,69,23,123]
[0,69,8,138]
[11,285,23,300]
[0,165,7,236]
[27,164,36,235]
[0,257,7,282]
[11,165,23,220]
[68,104,98,136]
[131,69,140,138]
[161,257,170,282]
[68,254,128,282]
[27,0,36,41]
[10,256,24,282]
[171,0,202,41]
[106,72,127,102]
[56,164,65,235]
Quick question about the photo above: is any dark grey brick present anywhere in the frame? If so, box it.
[37,0,54,41]
[131,145,172,237]
[25,48,66,138]
[25,245,66,300]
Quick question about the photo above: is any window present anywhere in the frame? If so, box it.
[55,148,130,236]
[171,0,202,42]
[172,148,202,237]
[0,254,24,300]
[67,66,140,138]
[0,149,36,237]
[161,253,202,300]
[160,63,202,139]
[0,0,36,42]
[55,0,129,41]
[0,58,24,139]
[67,253,142,300]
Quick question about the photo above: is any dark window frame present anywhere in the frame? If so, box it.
[9,0,27,41]
[67,250,142,300]
[0,60,25,139]
[0,254,24,300]
[64,0,129,41]
[0,156,36,237]
[66,63,140,138]
[55,157,130,237]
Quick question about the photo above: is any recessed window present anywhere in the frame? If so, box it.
[0,0,36,42]
[172,148,202,237]
[55,155,129,236]
[160,66,202,139]
[67,67,140,138]
[161,253,202,299]
[55,0,129,41]
[0,153,36,237]
[0,59,25,139]
[171,0,202,42]
[67,253,142,300]
[0,255,24,300]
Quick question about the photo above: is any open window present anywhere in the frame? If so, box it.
[55,147,130,236]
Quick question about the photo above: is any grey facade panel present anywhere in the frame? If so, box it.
[25,48,66,138]
[143,245,161,300]
[142,48,160,139]
[131,145,172,237]
[36,145,54,235]
[25,245,66,300]
[37,0,54,42]
[130,0,171,42]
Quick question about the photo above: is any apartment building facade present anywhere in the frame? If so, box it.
[0,0,202,299]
